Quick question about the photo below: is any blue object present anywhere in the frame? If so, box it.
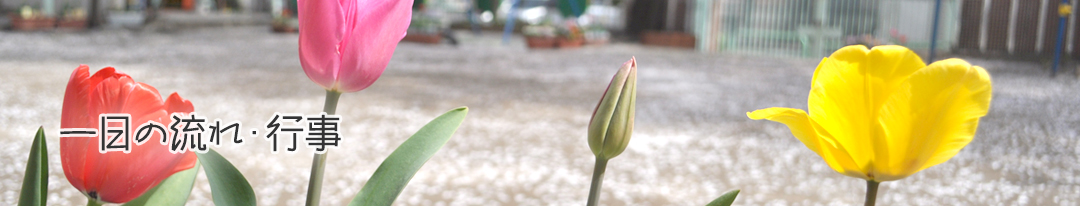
[467,8,480,34]
[502,0,521,45]
[929,0,942,63]
[1052,0,1070,77]
[569,0,582,17]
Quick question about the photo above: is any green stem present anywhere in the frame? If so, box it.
[86,198,102,206]
[864,180,879,206]
[305,90,342,206]
[586,157,609,206]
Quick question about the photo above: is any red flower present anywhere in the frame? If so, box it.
[60,65,197,203]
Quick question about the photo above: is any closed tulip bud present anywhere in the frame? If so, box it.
[588,57,637,160]
[297,0,412,93]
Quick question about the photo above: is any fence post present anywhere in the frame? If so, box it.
[1053,0,1071,77]
[929,0,943,62]
[502,0,521,45]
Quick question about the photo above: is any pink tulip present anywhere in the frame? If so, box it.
[297,0,413,92]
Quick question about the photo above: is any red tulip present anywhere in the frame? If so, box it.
[297,0,413,92]
[60,65,197,203]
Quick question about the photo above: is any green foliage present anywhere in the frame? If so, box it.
[18,127,48,206]
[198,149,257,206]
[350,107,469,206]
[705,190,740,206]
[123,161,201,206]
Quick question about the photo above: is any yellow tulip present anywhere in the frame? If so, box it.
[747,45,992,182]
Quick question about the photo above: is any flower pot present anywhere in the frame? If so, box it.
[402,33,442,44]
[10,15,56,31]
[271,24,296,33]
[57,19,88,31]
[557,38,584,48]
[182,0,195,10]
[271,18,299,33]
[641,31,696,49]
[525,36,557,49]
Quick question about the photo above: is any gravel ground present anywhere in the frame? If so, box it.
[1,26,1078,206]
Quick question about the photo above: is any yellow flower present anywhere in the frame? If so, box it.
[747,45,992,181]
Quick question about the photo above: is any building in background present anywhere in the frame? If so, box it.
[956,0,1080,60]
[660,0,1080,60]
[1,0,270,29]
[683,0,962,58]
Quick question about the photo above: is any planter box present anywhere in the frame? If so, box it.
[586,38,609,45]
[271,23,296,33]
[641,31,696,49]
[272,18,299,33]
[182,0,195,10]
[556,38,584,48]
[402,34,441,44]
[57,19,88,31]
[10,15,55,31]
[525,36,557,49]
[107,12,145,28]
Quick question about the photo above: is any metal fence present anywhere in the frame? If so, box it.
[693,0,961,58]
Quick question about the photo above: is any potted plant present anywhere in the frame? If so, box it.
[57,3,88,30]
[555,20,584,48]
[10,5,56,31]
[641,30,696,49]
[523,24,557,49]
[402,13,442,44]
[583,25,610,45]
[271,10,298,33]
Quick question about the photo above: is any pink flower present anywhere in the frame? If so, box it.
[297,0,413,92]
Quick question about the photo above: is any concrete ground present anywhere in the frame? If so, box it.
[1,26,1079,205]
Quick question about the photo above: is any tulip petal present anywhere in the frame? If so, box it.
[60,66,133,198]
[297,0,346,90]
[164,92,194,115]
[61,66,93,193]
[748,108,822,155]
[747,108,865,179]
[807,45,925,178]
[336,0,412,92]
[62,65,93,129]
[876,59,991,181]
[86,78,168,203]
[588,59,634,158]
[163,93,198,175]
[601,61,636,158]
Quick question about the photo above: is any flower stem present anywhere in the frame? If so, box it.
[85,198,102,206]
[864,180,880,206]
[305,90,342,206]
[586,157,609,206]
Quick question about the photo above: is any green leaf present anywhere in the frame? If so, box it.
[198,149,256,206]
[705,189,740,206]
[18,127,47,206]
[123,160,201,206]
[349,107,469,206]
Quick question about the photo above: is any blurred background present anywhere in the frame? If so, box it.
[2,0,1080,205]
